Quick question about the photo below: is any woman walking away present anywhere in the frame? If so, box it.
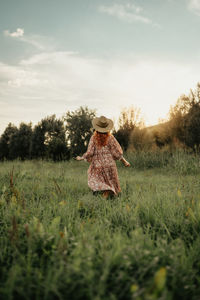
[76,116,130,198]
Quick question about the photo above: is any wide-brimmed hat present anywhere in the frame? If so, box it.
[92,116,114,133]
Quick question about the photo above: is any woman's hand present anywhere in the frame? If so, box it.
[120,156,130,167]
[76,156,84,161]
[124,161,130,167]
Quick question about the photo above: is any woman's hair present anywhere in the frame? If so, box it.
[94,131,110,147]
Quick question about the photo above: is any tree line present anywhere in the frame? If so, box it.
[116,83,200,153]
[0,83,200,161]
[0,107,96,161]
[142,82,200,152]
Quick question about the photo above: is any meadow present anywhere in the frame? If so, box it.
[0,151,200,300]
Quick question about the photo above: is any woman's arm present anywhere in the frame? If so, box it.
[120,156,130,167]
[109,136,130,167]
[76,135,95,162]
[110,135,123,160]
[76,156,84,161]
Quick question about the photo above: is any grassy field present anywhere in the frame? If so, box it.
[0,152,200,300]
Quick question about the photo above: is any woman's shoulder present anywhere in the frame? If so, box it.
[108,134,115,141]
[90,133,95,140]
[107,134,116,145]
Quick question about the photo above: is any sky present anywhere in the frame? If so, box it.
[0,0,200,133]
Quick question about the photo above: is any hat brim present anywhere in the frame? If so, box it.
[92,117,114,133]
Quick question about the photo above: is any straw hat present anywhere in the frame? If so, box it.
[92,116,114,133]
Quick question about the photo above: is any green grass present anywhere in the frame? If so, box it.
[0,154,200,300]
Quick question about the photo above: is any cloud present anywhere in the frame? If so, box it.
[21,35,45,50]
[98,3,158,26]
[0,51,200,134]
[4,28,45,50]
[187,0,200,16]
[4,28,24,37]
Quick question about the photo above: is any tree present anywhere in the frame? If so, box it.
[184,102,200,150]
[169,83,200,150]
[0,123,18,160]
[169,94,192,144]
[114,106,144,151]
[43,115,69,160]
[9,123,32,160]
[64,106,96,157]
[31,115,69,160]
[31,124,46,159]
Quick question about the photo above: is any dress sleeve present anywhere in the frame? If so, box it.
[109,135,123,160]
[82,135,95,162]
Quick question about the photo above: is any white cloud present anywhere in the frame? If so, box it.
[4,28,24,37]
[4,28,45,50]
[98,3,158,26]
[21,35,45,50]
[187,0,200,16]
[0,51,200,134]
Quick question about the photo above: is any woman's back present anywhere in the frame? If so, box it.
[76,116,130,197]
[85,133,123,165]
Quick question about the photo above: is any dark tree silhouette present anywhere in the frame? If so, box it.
[64,106,96,157]
[113,107,144,151]
[0,123,18,160]
[31,115,69,160]
[9,123,32,160]
[169,83,200,150]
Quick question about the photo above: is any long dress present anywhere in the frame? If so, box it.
[82,134,123,195]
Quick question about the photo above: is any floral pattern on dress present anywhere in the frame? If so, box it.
[82,134,123,195]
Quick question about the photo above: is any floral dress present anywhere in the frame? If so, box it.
[82,134,123,195]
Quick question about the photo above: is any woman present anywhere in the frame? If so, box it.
[76,116,130,198]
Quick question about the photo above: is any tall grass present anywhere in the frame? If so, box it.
[0,152,200,299]
[127,149,200,175]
